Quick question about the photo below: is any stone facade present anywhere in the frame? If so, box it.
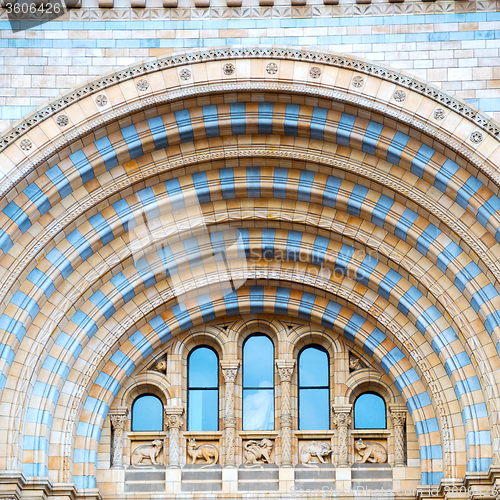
[1,4,500,500]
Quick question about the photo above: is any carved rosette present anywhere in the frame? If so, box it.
[276,360,295,467]
[221,360,240,467]
[390,408,407,466]
[332,406,352,467]
[110,409,128,469]
[164,406,184,468]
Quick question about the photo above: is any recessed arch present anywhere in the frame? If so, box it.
[0,48,498,496]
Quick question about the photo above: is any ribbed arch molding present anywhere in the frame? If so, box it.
[0,168,498,483]
[1,49,500,495]
[65,284,444,487]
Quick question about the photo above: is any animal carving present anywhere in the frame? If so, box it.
[355,439,387,464]
[131,439,163,466]
[300,441,332,465]
[187,438,219,465]
[243,438,274,464]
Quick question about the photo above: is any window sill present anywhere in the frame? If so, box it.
[294,430,335,439]
[128,431,167,440]
[183,431,223,440]
[238,431,278,439]
[351,429,391,439]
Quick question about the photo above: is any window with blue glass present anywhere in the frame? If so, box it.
[188,346,219,431]
[243,334,274,430]
[299,345,330,430]
[132,394,164,431]
[354,393,386,429]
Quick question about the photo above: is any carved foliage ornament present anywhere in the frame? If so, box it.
[352,75,364,88]
[470,131,484,144]
[390,412,406,427]
[95,94,108,107]
[266,62,278,75]
[179,68,191,81]
[222,367,238,383]
[165,414,183,429]
[277,366,293,382]
[136,79,149,91]
[20,139,32,151]
[393,89,406,102]
[56,115,69,127]
[332,412,352,427]
[309,66,321,79]
[223,63,235,75]
[433,108,445,120]
[110,413,127,429]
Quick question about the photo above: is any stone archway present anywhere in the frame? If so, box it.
[0,47,499,500]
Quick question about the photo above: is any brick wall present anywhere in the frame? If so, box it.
[1,0,500,135]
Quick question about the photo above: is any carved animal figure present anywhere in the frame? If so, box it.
[355,439,387,464]
[187,438,219,465]
[131,439,163,466]
[300,441,332,464]
[243,438,274,464]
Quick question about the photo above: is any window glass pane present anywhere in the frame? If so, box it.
[189,347,218,388]
[354,393,386,429]
[299,346,328,387]
[243,335,273,388]
[299,388,330,430]
[132,395,163,431]
[188,390,218,431]
[243,389,274,430]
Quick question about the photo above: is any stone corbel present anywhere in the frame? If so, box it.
[110,407,129,469]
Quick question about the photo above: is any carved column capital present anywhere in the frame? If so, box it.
[221,359,240,383]
[164,406,184,429]
[276,360,295,382]
[390,412,407,427]
[332,405,352,428]
[110,408,128,430]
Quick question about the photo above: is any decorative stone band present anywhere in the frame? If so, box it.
[1,45,498,158]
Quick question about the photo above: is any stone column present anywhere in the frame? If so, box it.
[332,405,352,468]
[390,406,407,467]
[221,359,240,468]
[276,360,295,467]
[110,407,128,469]
[164,406,184,468]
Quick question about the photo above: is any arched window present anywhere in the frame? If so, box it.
[354,392,386,429]
[132,394,164,431]
[299,345,330,430]
[188,346,219,431]
[243,334,274,430]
